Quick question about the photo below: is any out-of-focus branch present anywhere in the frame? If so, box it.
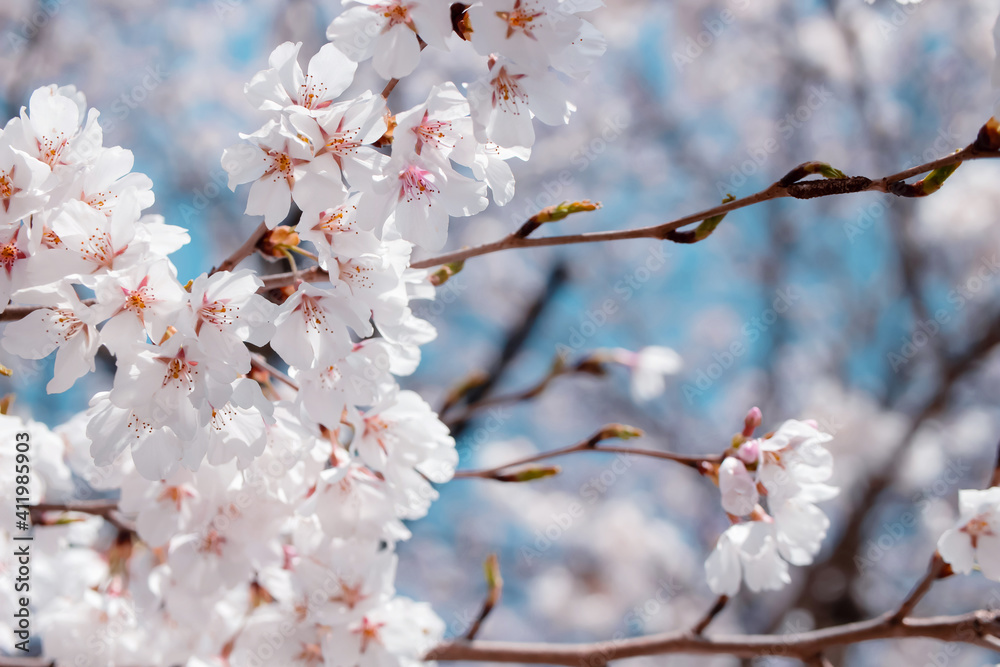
[250,353,298,390]
[441,356,604,427]
[31,500,133,533]
[990,437,1000,488]
[446,262,569,439]
[690,595,729,636]
[212,221,270,275]
[783,307,1000,630]
[464,554,503,640]
[890,552,948,624]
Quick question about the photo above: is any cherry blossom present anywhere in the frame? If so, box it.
[705,521,791,596]
[246,42,358,114]
[467,57,576,148]
[938,487,1000,581]
[0,4,609,660]
[326,0,452,79]
[1,284,102,393]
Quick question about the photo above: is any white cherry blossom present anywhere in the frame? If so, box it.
[938,487,1000,581]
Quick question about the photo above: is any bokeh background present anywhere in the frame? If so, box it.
[3,0,1000,665]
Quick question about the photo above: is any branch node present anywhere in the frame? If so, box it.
[785,176,872,199]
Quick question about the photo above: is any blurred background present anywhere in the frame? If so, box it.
[3,0,1000,665]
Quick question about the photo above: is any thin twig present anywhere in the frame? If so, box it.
[212,221,269,275]
[251,353,298,390]
[426,608,1000,664]
[447,263,568,439]
[258,265,327,292]
[690,595,729,636]
[170,145,1000,298]
[990,436,1000,488]
[410,144,994,271]
[890,552,945,624]
[31,500,134,533]
[442,358,600,426]
[465,554,503,640]
[452,426,718,480]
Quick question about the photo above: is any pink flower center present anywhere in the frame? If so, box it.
[491,66,527,112]
[413,112,454,155]
[962,515,994,549]
[0,238,26,275]
[496,0,544,39]
[298,76,331,111]
[398,165,439,204]
[0,167,19,210]
[200,295,233,327]
[373,0,412,29]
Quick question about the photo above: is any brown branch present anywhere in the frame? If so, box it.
[257,265,328,292]
[410,143,996,271]
[446,263,568,439]
[442,357,604,427]
[212,221,269,275]
[31,500,134,533]
[690,595,729,636]
[890,552,946,624]
[251,353,298,390]
[784,306,1000,632]
[0,299,98,322]
[451,425,718,480]
[426,608,1000,664]
[380,77,402,99]
[990,436,1000,488]
[465,554,503,640]
[0,658,53,667]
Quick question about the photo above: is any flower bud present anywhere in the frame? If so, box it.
[495,465,561,482]
[742,407,762,438]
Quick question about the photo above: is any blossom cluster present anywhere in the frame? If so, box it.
[0,0,609,664]
[705,409,839,595]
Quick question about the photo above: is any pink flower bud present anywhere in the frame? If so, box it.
[736,438,759,464]
[742,406,762,438]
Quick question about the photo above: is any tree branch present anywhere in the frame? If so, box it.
[212,221,270,275]
[451,425,718,480]
[890,552,946,624]
[690,595,729,636]
[442,356,604,427]
[30,500,133,533]
[410,143,996,271]
[426,608,1000,664]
